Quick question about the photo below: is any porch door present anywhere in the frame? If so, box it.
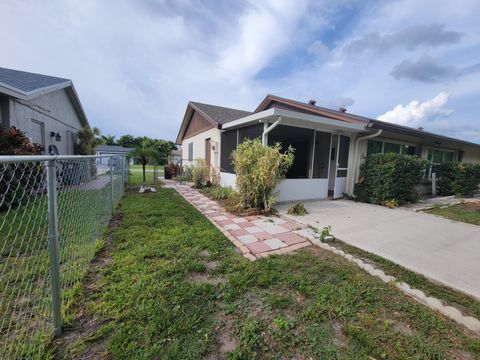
[333,135,350,199]
[205,138,211,177]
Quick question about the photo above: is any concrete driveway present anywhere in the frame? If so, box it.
[277,200,480,299]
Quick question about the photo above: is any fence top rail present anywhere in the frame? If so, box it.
[0,154,126,163]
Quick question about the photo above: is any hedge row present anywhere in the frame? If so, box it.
[437,161,480,197]
[354,153,427,205]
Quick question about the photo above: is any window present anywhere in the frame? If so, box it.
[427,148,456,178]
[188,142,193,161]
[383,142,401,154]
[367,139,416,156]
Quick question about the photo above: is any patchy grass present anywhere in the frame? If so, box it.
[57,186,480,359]
[287,203,308,216]
[332,240,480,320]
[0,176,122,359]
[425,202,480,226]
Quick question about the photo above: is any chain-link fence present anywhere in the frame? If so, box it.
[0,154,127,359]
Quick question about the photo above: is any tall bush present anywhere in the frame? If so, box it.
[232,138,294,212]
[0,127,44,211]
[437,161,480,197]
[191,159,209,188]
[354,153,427,205]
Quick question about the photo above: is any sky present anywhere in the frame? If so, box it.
[1,0,480,143]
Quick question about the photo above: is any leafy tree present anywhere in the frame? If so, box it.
[75,126,104,155]
[132,139,159,182]
[102,134,116,145]
[117,135,142,148]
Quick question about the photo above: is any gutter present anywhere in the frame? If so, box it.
[261,116,282,145]
[351,129,383,185]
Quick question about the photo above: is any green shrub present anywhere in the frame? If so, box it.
[232,138,294,212]
[437,161,480,197]
[191,159,209,188]
[354,153,427,205]
[287,203,308,216]
[208,186,234,200]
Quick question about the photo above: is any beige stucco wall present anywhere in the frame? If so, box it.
[8,89,83,154]
[181,127,221,174]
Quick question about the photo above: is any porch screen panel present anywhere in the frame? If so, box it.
[337,135,350,177]
[312,131,331,178]
[238,123,263,143]
[268,125,314,179]
[220,129,237,173]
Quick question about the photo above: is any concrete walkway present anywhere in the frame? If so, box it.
[164,180,311,259]
[277,200,480,299]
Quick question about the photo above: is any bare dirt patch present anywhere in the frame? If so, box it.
[330,320,346,348]
[188,272,226,285]
[462,201,480,211]
[53,213,122,359]
[199,249,210,257]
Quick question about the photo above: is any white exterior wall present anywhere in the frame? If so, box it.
[8,89,83,154]
[219,172,329,202]
[182,127,221,172]
[463,148,480,163]
[220,172,236,188]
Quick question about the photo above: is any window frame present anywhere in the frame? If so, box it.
[367,138,417,156]
[188,142,193,162]
[426,147,456,179]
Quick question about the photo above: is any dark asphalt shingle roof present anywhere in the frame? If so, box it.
[0,67,70,93]
[190,101,251,125]
[96,145,135,153]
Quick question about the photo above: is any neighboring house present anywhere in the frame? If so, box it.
[0,67,89,155]
[95,145,135,165]
[176,94,480,202]
[170,148,182,164]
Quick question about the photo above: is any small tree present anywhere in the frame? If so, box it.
[132,139,158,183]
[102,134,116,145]
[75,126,103,155]
[232,139,294,212]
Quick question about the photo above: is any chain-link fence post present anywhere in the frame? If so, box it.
[109,158,114,214]
[46,159,62,337]
[153,160,157,184]
[121,155,125,192]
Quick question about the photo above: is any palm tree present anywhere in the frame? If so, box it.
[132,139,158,183]
[76,126,103,155]
[102,134,116,145]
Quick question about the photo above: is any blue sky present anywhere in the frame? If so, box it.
[1,0,479,143]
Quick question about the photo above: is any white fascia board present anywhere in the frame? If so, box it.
[221,108,277,129]
[221,107,367,133]
[0,81,71,100]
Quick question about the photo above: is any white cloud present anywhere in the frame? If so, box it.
[377,91,453,127]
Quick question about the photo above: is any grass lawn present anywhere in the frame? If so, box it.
[128,165,164,185]
[425,202,480,226]
[56,186,480,359]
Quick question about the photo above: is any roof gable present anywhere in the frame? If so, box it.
[176,101,251,143]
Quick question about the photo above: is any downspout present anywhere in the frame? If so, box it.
[262,116,282,146]
[352,128,383,185]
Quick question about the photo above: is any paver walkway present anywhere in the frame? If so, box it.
[164,180,311,259]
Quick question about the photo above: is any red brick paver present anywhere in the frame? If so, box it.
[164,180,312,260]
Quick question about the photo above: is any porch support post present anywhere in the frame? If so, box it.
[261,116,282,146]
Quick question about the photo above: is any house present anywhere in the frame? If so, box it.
[176,94,480,202]
[95,145,135,165]
[0,67,89,155]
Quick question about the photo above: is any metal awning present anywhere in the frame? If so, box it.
[221,108,367,133]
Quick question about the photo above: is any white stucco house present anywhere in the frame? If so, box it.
[0,67,89,155]
[176,95,480,202]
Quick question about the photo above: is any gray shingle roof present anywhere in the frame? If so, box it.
[0,67,70,93]
[96,145,135,153]
[190,101,251,125]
